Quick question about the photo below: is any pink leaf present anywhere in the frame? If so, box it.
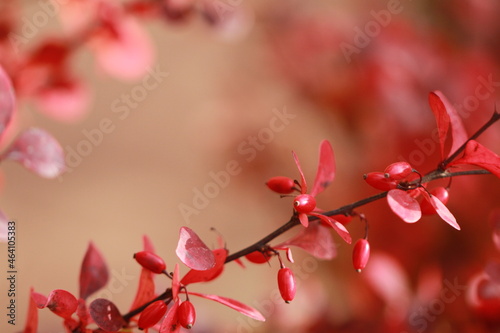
[92,16,154,80]
[277,221,336,260]
[45,289,78,319]
[310,213,351,244]
[34,77,91,122]
[175,227,215,271]
[310,140,336,197]
[2,128,65,178]
[449,140,500,178]
[292,150,308,194]
[79,242,109,300]
[129,236,157,313]
[428,194,460,230]
[23,288,39,333]
[89,298,126,332]
[189,292,265,322]
[298,212,309,227]
[387,189,422,223]
[181,248,228,285]
[159,299,181,333]
[0,65,15,137]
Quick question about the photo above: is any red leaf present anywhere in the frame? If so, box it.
[0,65,15,137]
[175,227,215,271]
[387,189,422,223]
[277,222,336,260]
[292,150,308,194]
[429,91,467,159]
[23,288,39,333]
[76,298,89,328]
[159,299,181,333]
[449,140,500,178]
[189,292,265,322]
[181,248,228,285]
[89,298,126,332]
[129,236,158,314]
[172,264,180,301]
[309,213,351,244]
[2,128,65,178]
[79,242,109,300]
[45,289,78,319]
[310,140,335,197]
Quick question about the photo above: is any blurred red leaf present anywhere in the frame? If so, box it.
[129,236,157,314]
[189,292,265,322]
[449,140,500,178]
[387,189,421,223]
[89,298,126,332]
[310,140,336,197]
[92,15,154,80]
[175,227,215,271]
[23,288,39,333]
[45,289,78,319]
[79,242,109,300]
[2,128,65,178]
[34,77,91,122]
[159,298,181,333]
[0,65,14,137]
[277,221,336,260]
[181,248,228,285]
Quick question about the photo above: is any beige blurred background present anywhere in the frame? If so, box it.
[0,2,362,332]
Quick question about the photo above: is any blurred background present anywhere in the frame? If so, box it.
[0,0,500,332]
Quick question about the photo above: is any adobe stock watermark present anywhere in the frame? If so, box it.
[339,0,408,63]
[178,106,296,224]
[58,65,170,181]
[397,74,500,167]
[404,277,467,333]
[9,0,69,53]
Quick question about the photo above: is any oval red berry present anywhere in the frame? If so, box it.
[133,251,166,274]
[138,300,168,330]
[363,172,397,191]
[293,194,316,214]
[278,268,296,303]
[383,162,413,180]
[178,300,196,329]
[266,176,295,194]
[352,239,370,272]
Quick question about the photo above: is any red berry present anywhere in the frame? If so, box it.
[363,172,397,191]
[293,194,316,214]
[420,187,449,215]
[245,251,272,264]
[352,239,370,272]
[138,300,168,330]
[266,176,296,194]
[383,162,413,180]
[133,251,166,274]
[178,300,196,329]
[277,268,296,303]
